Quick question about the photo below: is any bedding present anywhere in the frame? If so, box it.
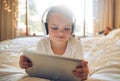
[0,36,120,81]
[106,29,120,38]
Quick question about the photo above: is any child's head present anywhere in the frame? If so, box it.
[43,5,75,34]
[44,5,75,44]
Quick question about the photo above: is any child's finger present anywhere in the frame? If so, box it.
[19,55,32,69]
[72,69,88,80]
[76,60,88,68]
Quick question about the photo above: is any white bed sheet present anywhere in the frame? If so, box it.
[0,36,120,81]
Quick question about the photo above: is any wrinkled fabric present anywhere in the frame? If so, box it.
[0,36,120,81]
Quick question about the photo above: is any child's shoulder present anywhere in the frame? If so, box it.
[69,36,81,42]
[69,37,81,45]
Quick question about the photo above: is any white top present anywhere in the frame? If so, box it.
[36,36,83,59]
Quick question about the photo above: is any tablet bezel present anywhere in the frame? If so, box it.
[23,50,82,81]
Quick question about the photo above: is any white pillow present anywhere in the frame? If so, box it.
[106,29,120,38]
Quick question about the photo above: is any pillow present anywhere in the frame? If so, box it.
[106,29,120,38]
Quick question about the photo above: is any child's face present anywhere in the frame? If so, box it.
[48,13,72,44]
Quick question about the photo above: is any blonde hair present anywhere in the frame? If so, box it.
[46,5,74,23]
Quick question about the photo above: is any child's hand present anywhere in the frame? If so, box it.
[72,60,89,81]
[19,55,32,69]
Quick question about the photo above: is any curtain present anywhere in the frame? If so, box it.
[0,0,18,41]
[115,0,120,28]
[93,0,115,36]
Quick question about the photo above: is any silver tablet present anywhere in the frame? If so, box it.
[23,50,82,81]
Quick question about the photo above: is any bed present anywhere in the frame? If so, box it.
[0,29,120,81]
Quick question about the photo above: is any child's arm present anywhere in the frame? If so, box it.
[19,55,33,69]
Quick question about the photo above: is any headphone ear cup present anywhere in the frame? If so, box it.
[44,23,49,34]
[72,24,74,34]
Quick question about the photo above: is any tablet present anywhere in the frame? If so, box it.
[23,50,82,81]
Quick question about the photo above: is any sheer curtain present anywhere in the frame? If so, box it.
[17,0,115,37]
[93,0,115,36]
[17,0,93,37]
[0,0,18,41]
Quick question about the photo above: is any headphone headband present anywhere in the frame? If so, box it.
[42,6,76,35]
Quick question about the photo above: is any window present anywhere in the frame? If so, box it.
[17,0,93,36]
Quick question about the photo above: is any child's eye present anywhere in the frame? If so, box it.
[64,27,71,31]
[51,27,58,30]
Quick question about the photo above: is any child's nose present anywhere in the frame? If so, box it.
[57,29,65,35]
